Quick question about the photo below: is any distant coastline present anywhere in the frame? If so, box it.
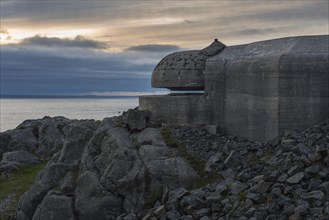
[0,95,139,99]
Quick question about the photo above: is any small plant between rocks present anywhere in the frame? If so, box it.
[0,162,47,219]
[161,127,221,189]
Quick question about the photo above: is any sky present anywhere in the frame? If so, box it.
[1,0,328,96]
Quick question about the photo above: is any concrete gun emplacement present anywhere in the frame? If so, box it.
[140,35,329,141]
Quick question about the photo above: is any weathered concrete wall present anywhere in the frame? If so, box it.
[278,36,329,134]
[140,35,329,141]
[139,94,210,125]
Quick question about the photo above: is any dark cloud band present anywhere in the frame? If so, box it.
[20,35,107,49]
[126,44,180,53]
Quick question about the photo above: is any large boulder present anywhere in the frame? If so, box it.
[32,192,76,220]
[57,122,94,164]
[2,150,39,165]
[122,109,152,131]
[0,132,11,157]
[81,125,200,213]
[12,114,200,219]
[75,171,122,220]
[134,128,166,146]
[17,183,51,219]
[35,117,71,157]
[6,128,38,153]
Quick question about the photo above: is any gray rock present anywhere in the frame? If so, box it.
[187,194,205,209]
[319,181,329,195]
[166,209,181,220]
[215,183,228,195]
[123,192,147,214]
[7,128,38,153]
[277,173,288,182]
[253,207,268,219]
[154,205,166,219]
[246,192,261,202]
[181,215,194,220]
[286,172,304,184]
[35,117,70,157]
[168,187,190,202]
[294,200,310,215]
[16,210,30,220]
[205,152,221,173]
[301,190,324,201]
[140,146,201,190]
[218,168,235,179]
[271,187,282,197]
[310,207,323,218]
[37,163,78,187]
[287,165,300,176]
[193,208,210,219]
[2,150,39,165]
[230,181,249,195]
[325,205,329,215]
[211,202,222,212]
[251,180,273,194]
[205,192,222,204]
[75,171,122,220]
[58,123,94,164]
[305,165,320,175]
[122,109,152,131]
[0,132,11,157]
[31,193,76,220]
[308,152,322,162]
[17,183,51,219]
[282,204,296,216]
[288,212,304,220]
[57,171,77,194]
[191,189,205,199]
[123,213,138,220]
[224,150,240,168]
[141,213,153,220]
[135,128,166,146]
[293,143,311,155]
[245,207,256,218]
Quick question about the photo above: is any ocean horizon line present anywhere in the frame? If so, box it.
[0,95,140,99]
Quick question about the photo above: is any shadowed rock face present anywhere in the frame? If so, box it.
[1,111,200,220]
[151,39,226,90]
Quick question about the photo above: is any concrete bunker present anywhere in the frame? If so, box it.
[140,35,329,141]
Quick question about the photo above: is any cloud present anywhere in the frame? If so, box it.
[232,28,277,36]
[19,35,107,49]
[0,27,12,40]
[1,1,328,48]
[0,43,160,95]
[0,28,9,35]
[126,44,180,53]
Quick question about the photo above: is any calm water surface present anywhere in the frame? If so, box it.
[0,98,138,132]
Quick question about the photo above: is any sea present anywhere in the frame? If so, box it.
[0,97,139,132]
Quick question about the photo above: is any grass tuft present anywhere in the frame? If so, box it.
[145,186,164,208]
[0,163,47,219]
[161,127,220,189]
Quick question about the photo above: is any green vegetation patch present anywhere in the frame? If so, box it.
[145,186,164,208]
[0,163,47,219]
[161,127,220,189]
[161,127,182,148]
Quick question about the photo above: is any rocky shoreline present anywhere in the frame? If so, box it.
[0,109,328,220]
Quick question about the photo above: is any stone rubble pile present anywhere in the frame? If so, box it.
[137,121,329,220]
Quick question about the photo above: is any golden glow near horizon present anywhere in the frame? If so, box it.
[0,1,328,50]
